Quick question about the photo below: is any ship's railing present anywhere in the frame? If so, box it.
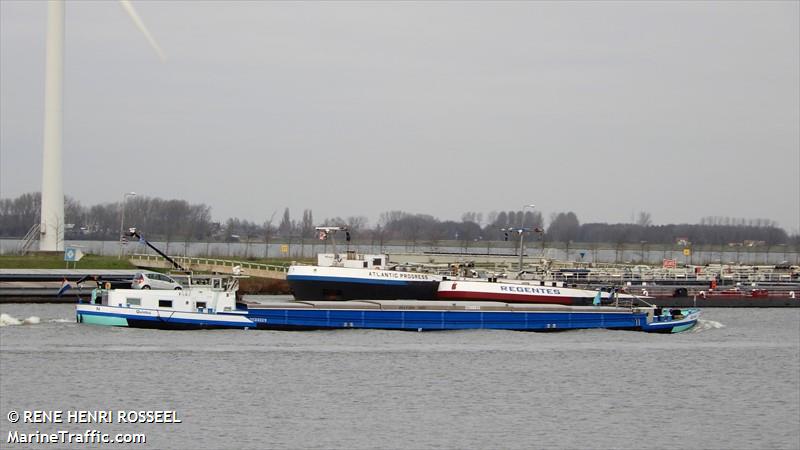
[129,253,289,274]
[545,268,797,283]
[612,298,634,309]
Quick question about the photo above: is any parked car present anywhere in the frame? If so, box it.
[131,272,182,290]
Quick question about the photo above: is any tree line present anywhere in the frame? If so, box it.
[1,192,796,246]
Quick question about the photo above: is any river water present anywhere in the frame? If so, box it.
[1,302,798,449]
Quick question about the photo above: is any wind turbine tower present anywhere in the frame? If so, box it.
[38,0,165,251]
[38,0,65,251]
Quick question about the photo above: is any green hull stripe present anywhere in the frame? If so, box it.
[80,313,128,327]
[671,322,696,333]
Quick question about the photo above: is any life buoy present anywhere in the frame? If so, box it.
[104,282,111,290]
[790,291,796,299]
[699,290,706,298]
[642,289,648,297]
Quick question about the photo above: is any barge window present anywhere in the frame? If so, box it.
[158,300,173,308]
[127,298,141,306]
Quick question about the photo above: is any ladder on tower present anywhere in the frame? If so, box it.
[17,223,41,255]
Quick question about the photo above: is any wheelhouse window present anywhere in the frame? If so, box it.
[127,298,141,306]
[158,300,173,308]
[196,302,206,309]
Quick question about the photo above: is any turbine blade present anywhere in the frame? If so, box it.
[119,0,167,62]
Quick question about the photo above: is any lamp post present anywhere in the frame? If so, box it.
[566,240,572,262]
[518,204,535,271]
[640,240,647,264]
[781,244,788,264]
[118,192,136,259]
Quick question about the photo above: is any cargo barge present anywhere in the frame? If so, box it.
[73,277,700,333]
[245,300,700,333]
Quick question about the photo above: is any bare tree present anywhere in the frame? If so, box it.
[301,210,314,238]
[263,211,277,258]
[278,207,292,236]
[636,211,653,227]
[347,216,369,232]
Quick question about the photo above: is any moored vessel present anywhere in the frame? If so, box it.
[437,278,639,306]
[546,263,800,307]
[287,227,441,300]
[288,263,441,301]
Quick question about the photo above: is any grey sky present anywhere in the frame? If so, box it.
[1,1,798,232]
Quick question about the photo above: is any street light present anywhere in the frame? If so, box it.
[640,240,647,264]
[523,204,536,221]
[518,204,535,271]
[118,191,136,259]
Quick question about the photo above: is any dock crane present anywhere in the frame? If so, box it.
[126,227,188,272]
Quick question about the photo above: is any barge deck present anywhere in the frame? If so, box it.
[245,300,699,333]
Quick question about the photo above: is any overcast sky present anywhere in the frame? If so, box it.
[1,1,798,232]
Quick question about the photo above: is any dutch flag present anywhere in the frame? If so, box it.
[57,278,72,297]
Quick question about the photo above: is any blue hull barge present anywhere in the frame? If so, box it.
[245,301,700,333]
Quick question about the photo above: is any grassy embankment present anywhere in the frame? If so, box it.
[0,254,137,269]
[0,254,293,295]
